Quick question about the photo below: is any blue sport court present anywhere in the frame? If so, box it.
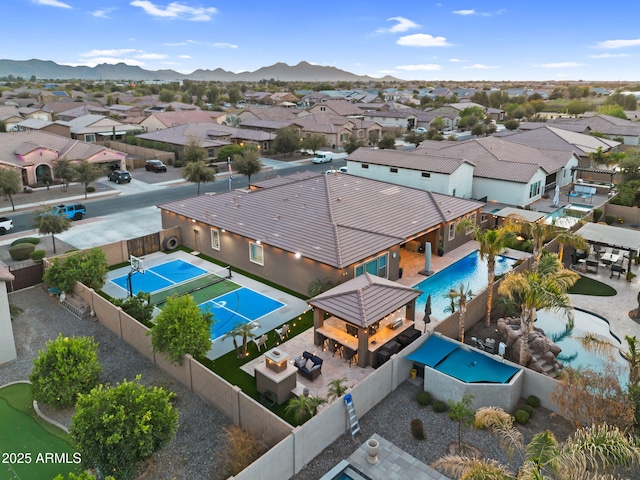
[110,258,286,341]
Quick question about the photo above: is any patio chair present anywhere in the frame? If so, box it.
[343,347,358,367]
[275,324,289,341]
[252,334,268,352]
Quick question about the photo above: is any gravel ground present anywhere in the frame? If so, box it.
[2,286,232,480]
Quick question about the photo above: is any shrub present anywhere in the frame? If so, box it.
[416,391,432,406]
[221,425,267,476]
[604,214,617,225]
[515,409,530,425]
[527,395,541,407]
[30,250,46,262]
[173,160,184,168]
[592,208,603,222]
[433,400,448,413]
[86,186,96,193]
[29,334,102,409]
[410,418,425,440]
[521,404,534,417]
[10,237,40,247]
[9,243,35,261]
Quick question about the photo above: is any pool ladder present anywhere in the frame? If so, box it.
[344,394,361,438]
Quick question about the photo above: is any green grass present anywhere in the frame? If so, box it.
[0,383,81,479]
[568,275,617,296]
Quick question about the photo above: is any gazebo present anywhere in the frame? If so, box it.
[308,273,422,367]
[574,222,640,274]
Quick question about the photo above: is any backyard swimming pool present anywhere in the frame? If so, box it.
[545,203,592,228]
[414,251,518,320]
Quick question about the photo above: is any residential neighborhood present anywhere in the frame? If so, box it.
[2,74,640,480]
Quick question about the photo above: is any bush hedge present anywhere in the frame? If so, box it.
[30,250,46,262]
[10,237,40,247]
[410,418,425,440]
[9,243,35,261]
[86,186,96,193]
[521,404,534,417]
[433,400,448,413]
[515,409,530,425]
[604,214,617,225]
[592,208,603,223]
[416,391,432,406]
[527,395,541,407]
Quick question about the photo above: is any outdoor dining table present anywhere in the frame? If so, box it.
[600,253,620,266]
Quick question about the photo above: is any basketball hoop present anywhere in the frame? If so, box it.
[127,255,145,297]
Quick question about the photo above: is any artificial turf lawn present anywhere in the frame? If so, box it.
[567,275,617,296]
[0,383,81,480]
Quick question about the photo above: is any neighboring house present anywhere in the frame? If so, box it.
[237,106,300,123]
[0,111,24,132]
[291,113,357,149]
[138,110,227,132]
[17,107,52,122]
[0,130,126,186]
[269,92,298,105]
[55,104,110,121]
[243,92,273,104]
[239,118,294,133]
[144,102,199,113]
[306,100,364,118]
[106,104,145,118]
[37,90,69,103]
[429,102,505,124]
[347,147,475,198]
[414,110,459,131]
[361,110,418,131]
[16,118,71,137]
[136,122,276,158]
[158,172,483,295]
[63,114,140,143]
[549,114,640,145]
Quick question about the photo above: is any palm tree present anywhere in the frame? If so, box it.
[458,220,515,326]
[284,394,325,424]
[327,378,349,403]
[498,254,579,366]
[451,284,472,344]
[435,407,640,480]
[580,334,640,388]
[505,214,559,270]
[223,323,258,358]
[555,229,588,263]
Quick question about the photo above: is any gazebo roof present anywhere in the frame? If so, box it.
[308,273,422,328]
[494,207,546,223]
[575,222,640,252]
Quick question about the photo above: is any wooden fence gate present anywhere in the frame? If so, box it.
[127,233,161,258]
[8,262,44,292]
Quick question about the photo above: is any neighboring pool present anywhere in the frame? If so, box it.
[535,308,629,383]
[414,251,517,320]
[545,203,592,228]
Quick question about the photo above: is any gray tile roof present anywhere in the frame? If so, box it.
[137,122,275,147]
[159,173,483,268]
[550,114,640,137]
[308,273,422,327]
[347,147,474,174]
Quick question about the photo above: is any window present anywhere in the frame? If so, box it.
[249,242,264,265]
[421,172,431,178]
[354,253,388,279]
[208,148,214,157]
[481,214,488,223]
[529,180,541,199]
[84,134,96,143]
[390,167,398,173]
[210,228,220,250]
[361,164,369,169]
[465,213,476,234]
[448,222,456,241]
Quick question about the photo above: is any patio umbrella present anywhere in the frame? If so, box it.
[423,294,432,332]
[553,184,560,207]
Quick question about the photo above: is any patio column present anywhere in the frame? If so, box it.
[313,308,325,346]
[357,330,368,368]
[406,299,416,321]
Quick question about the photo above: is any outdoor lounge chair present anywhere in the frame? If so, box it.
[252,334,268,351]
[275,324,289,342]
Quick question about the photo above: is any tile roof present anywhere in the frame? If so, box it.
[159,173,482,268]
[347,147,474,174]
[308,273,422,327]
[549,114,640,137]
[137,122,275,146]
[145,110,226,127]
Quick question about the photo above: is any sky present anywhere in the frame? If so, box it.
[4,0,640,82]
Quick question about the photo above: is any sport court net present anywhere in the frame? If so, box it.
[150,269,235,306]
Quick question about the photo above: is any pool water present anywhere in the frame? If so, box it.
[534,309,628,384]
[545,203,592,228]
[414,251,517,320]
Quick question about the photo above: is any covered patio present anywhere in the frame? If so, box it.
[574,222,640,277]
[309,274,422,368]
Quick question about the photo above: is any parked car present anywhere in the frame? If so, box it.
[108,170,132,184]
[0,216,14,235]
[50,204,86,220]
[312,151,348,164]
[325,167,348,174]
[145,159,167,172]
[415,127,427,133]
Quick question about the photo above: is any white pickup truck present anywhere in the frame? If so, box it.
[0,216,14,235]
[312,151,348,164]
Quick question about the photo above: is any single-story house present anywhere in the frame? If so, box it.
[62,114,140,143]
[158,172,484,295]
[549,113,640,146]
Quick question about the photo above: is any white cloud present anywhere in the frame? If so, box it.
[453,9,475,15]
[452,8,503,17]
[462,64,499,70]
[213,43,237,49]
[79,49,137,58]
[397,34,450,47]
[376,16,420,33]
[135,53,168,59]
[535,62,585,68]
[32,0,71,8]
[589,53,630,58]
[594,39,640,49]
[179,54,191,59]
[130,1,217,21]
[396,64,442,71]
[91,8,115,18]
[448,58,466,63]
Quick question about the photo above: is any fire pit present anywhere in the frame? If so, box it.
[264,348,289,373]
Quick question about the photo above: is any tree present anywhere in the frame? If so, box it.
[34,205,72,254]
[378,133,396,149]
[182,138,206,163]
[224,322,257,358]
[284,394,326,424]
[326,378,349,403]
[217,144,243,162]
[505,215,560,270]
[53,159,76,192]
[504,119,520,130]
[112,292,153,325]
[451,284,472,343]
[158,88,176,103]
[29,334,102,409]
[182,160,215,195]
[272,126,300,156]
[206,85,220,106]
[448,393,475,453]
[300,133,326,154]
[43,248,109,294]
[232,144,262,185]
[457,220,515,326]
[0,167,22,211]
[74,160,102,199]
[70,377,178,480]
[498,254,579,366]
[430,117,446,132]
[343,131,365,153]
[150,295,213,364]
[555,230,588,262]
[226,85,241,105]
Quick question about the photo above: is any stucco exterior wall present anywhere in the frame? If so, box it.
[473,169,546,206]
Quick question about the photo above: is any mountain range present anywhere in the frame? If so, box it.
[0,59,401,83]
